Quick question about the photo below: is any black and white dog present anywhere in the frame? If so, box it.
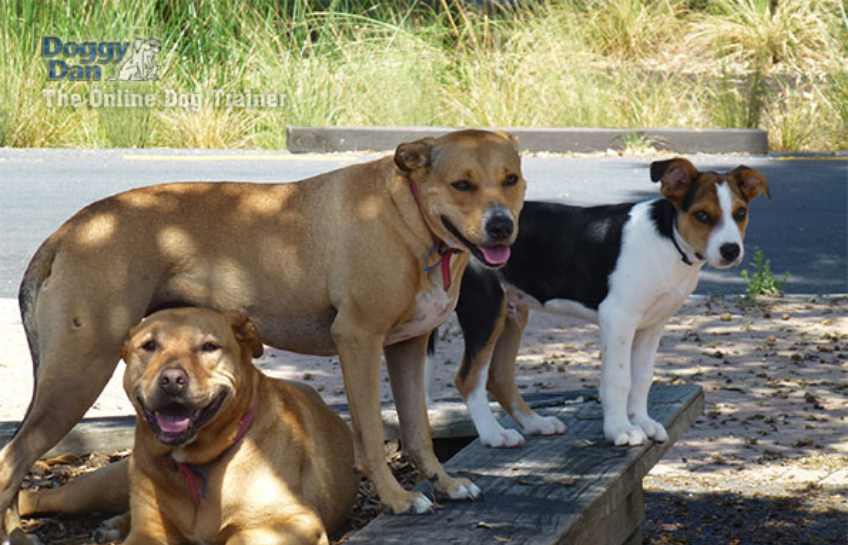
[449,157,770,447]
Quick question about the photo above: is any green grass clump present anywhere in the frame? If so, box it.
[0,0,844,150]
[741,249,788,300]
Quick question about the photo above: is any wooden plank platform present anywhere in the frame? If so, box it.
[0,391,611,456]
[345,384,704,545]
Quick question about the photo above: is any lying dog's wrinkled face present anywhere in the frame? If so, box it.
[394,130,526,268]
[651,157,770,269]
[122,308,263,446]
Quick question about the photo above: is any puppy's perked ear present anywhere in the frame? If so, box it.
[394,137,435,172]
[729,165,770,200]
[650,157,698,204]
[226,312,264,359]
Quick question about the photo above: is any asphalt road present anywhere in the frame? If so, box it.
[0,149,845,298]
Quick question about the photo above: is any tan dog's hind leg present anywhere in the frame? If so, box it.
[0,277,145,533]
[331,315,431,515]
[385,335,481,501]
[488,304,567,438]
[19,458,129,516]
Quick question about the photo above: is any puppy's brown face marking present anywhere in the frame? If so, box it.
[122,308,261,445]
[394,130,526,268]
[651,158,769,268]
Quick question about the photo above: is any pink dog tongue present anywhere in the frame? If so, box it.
[481,245,511,265]
[156,413,191,434]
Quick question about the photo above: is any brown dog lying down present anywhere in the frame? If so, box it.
[19,308,357,545]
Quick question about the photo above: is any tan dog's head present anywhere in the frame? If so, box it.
[122,308,263,446]
[394,129,526,268]
[651,157,770,268]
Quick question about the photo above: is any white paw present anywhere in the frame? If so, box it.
[480,427,526,448]
[446,480,482,500]
[632,415,668,442]
[520,414,567,436]
[408,492,434,514]
[604,420,648,446]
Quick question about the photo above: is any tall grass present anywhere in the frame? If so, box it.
[0,0,844,150]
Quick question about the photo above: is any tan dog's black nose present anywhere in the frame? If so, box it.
[486,213,514,241]
[159,367,188,397]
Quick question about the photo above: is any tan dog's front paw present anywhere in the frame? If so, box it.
[480,427,525,448]
[632,415,668,442]
[436,476,482,501]
[387,491,433,515]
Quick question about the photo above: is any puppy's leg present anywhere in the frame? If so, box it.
[385,335,481,500]
[454,268,524,448]
[598,308,645,446]
[488,304,566,438]
[93,512,131,544]
[332,315,431,515]
[628,323,668,442]
[19,458,129,516]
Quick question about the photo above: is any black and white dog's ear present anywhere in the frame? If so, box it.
[394,137,436,172]
[729,165,771,200]
[650,157,699,204]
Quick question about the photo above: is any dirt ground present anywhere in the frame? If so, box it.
[13,295,848,544]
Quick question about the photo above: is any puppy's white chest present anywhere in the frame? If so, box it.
[386,285,456,346]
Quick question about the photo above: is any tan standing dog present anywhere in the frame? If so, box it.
[19,308,356,544]
[1,129,526,539]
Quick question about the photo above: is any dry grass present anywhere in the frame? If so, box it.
[0,0,844,151]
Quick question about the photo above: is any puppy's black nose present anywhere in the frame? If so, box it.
[485,213,514,241]
[720,243,741,262]
[159,367,188,397]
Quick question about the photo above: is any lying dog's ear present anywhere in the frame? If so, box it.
[227,312,264,359]
[495,130,519,152]
[729,165,770,200]
[650,157,698,204]
[394,138,435,172]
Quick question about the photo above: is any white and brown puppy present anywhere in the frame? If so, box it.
[450,158,769,447]
[19,308,357,545]
[1,129,526,539]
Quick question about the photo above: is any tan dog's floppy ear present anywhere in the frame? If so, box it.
[729,165,770,200]
[650,157,698,204]
[120,320,145,361]
[394,137,435,172]
[226,312,264,359]
[495,130,519,152]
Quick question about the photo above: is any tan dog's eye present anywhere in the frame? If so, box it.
[694,211,712,224]
[451,180,475,192]
[141,339,157,352]
[733,207,747,222]
[503,174,519,187]
[200,341,221,353]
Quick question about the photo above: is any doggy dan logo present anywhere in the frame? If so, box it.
[42,36,160,81]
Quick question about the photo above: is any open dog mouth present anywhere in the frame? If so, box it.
[440,215,511,268]
[138,390,228,446]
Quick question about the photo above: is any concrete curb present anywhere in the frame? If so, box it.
[286,126,769,154]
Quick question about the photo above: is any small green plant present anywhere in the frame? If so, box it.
[740,249,788,299]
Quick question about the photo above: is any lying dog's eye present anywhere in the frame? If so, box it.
[503,174,519,187]
[694,211,712,224]
[200,342,221,353]
[451,180,475,192]
[141,339,157,352]
[733,207,747,222]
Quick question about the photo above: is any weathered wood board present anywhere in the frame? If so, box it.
[345,384,704,545]
[0,391,593,456]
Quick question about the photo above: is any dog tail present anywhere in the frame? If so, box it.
[17,237,58,425]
